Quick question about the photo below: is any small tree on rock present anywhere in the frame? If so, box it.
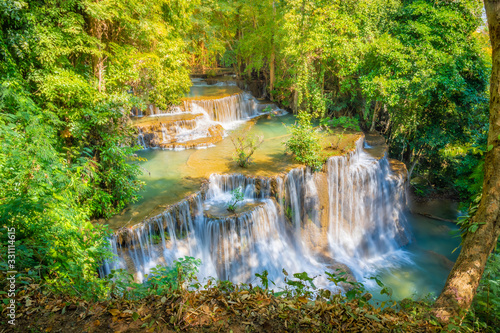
[227,186,244,213]
[231,133,264,167]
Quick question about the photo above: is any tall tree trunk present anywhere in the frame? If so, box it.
[432,0,500,322]
[370,101,380,132]
[270,44,275,100]
[89,14,106,93]
[269,1,276,101]
[293,89,298,114]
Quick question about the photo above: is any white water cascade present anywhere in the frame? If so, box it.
[102,139,411,289]
[101,139,411,286]
[183,92,261,123]
[134,81,285,149]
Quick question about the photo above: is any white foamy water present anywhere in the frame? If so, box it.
[136,90,285,149]
[101,139,412,292]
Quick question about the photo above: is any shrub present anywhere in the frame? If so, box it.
[231,133,264,167]
[227,186,244,212]
[285,112,325,171]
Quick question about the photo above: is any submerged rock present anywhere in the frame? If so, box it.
[427,250,455,270]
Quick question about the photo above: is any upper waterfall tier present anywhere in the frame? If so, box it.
[102,136,411,290]
[133,85,286,150]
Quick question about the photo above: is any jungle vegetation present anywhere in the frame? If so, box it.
[1,0,498,331]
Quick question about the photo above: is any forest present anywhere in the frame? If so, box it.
[1,0,499,332]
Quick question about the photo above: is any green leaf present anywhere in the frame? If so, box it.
[365,314,381,322]
[469,224,479,233]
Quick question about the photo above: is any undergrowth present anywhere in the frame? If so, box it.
[285,112,325,171]
[2,256,497,332]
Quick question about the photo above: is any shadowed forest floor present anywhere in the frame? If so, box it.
[4,283,448,333]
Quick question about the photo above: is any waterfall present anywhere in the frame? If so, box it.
[137,128,147,148]
[184,92,260,123]
[326,140,412,278]
[134,91,279,149]
[103,138,411,289]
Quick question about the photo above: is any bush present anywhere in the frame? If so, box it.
[320,116,360,131]
[285,112,325,171]
[227,186,244,212]
[231,133,264,167]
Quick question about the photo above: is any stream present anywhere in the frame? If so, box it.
[102,78,461,301]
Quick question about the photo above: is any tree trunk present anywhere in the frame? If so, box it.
[88,13,106,93]
[269,1,276,101]
[407,157,418,181]
[270,44,275,100]
[370,101,380,132]
[293,89,298,114]
[432,0,500,322]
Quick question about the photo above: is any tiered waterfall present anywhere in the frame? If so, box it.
[101,138,411,289]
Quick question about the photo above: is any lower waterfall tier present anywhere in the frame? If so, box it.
[101,138,412,290]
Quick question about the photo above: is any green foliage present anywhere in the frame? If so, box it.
[189,0,490,197]
[151,234,162,245]
[99,257,201,300]
[410,177,430,197]
[0,98,113,292]
[0,0,194,294]
[383,1,490,193]
[230,133,264,167]
[285,206,294,221]
[466,245,500,331]
[321,116,361,149]
[320,116,360,132]
[285,112,325,171]
[283,271,317,298]
[452,194,485,248]
[145,257,202,293]
[255,270,274,291]
[227,186,244,212]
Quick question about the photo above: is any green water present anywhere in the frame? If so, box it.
[106,82,461,301]
[372,200,460,301]
[106,113,300,229]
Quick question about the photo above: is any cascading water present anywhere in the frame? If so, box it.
[102,138,412,290]
[183,92,260,123]
[133,79,286,149]
[326,140,412,279]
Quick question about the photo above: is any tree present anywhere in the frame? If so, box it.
[230,133,264,167]
[0,0,194,293]
[227,186,244,212]
[432,0,500,322]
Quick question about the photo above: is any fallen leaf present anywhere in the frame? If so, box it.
[365,314,381,322]
[109,309,121,316]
